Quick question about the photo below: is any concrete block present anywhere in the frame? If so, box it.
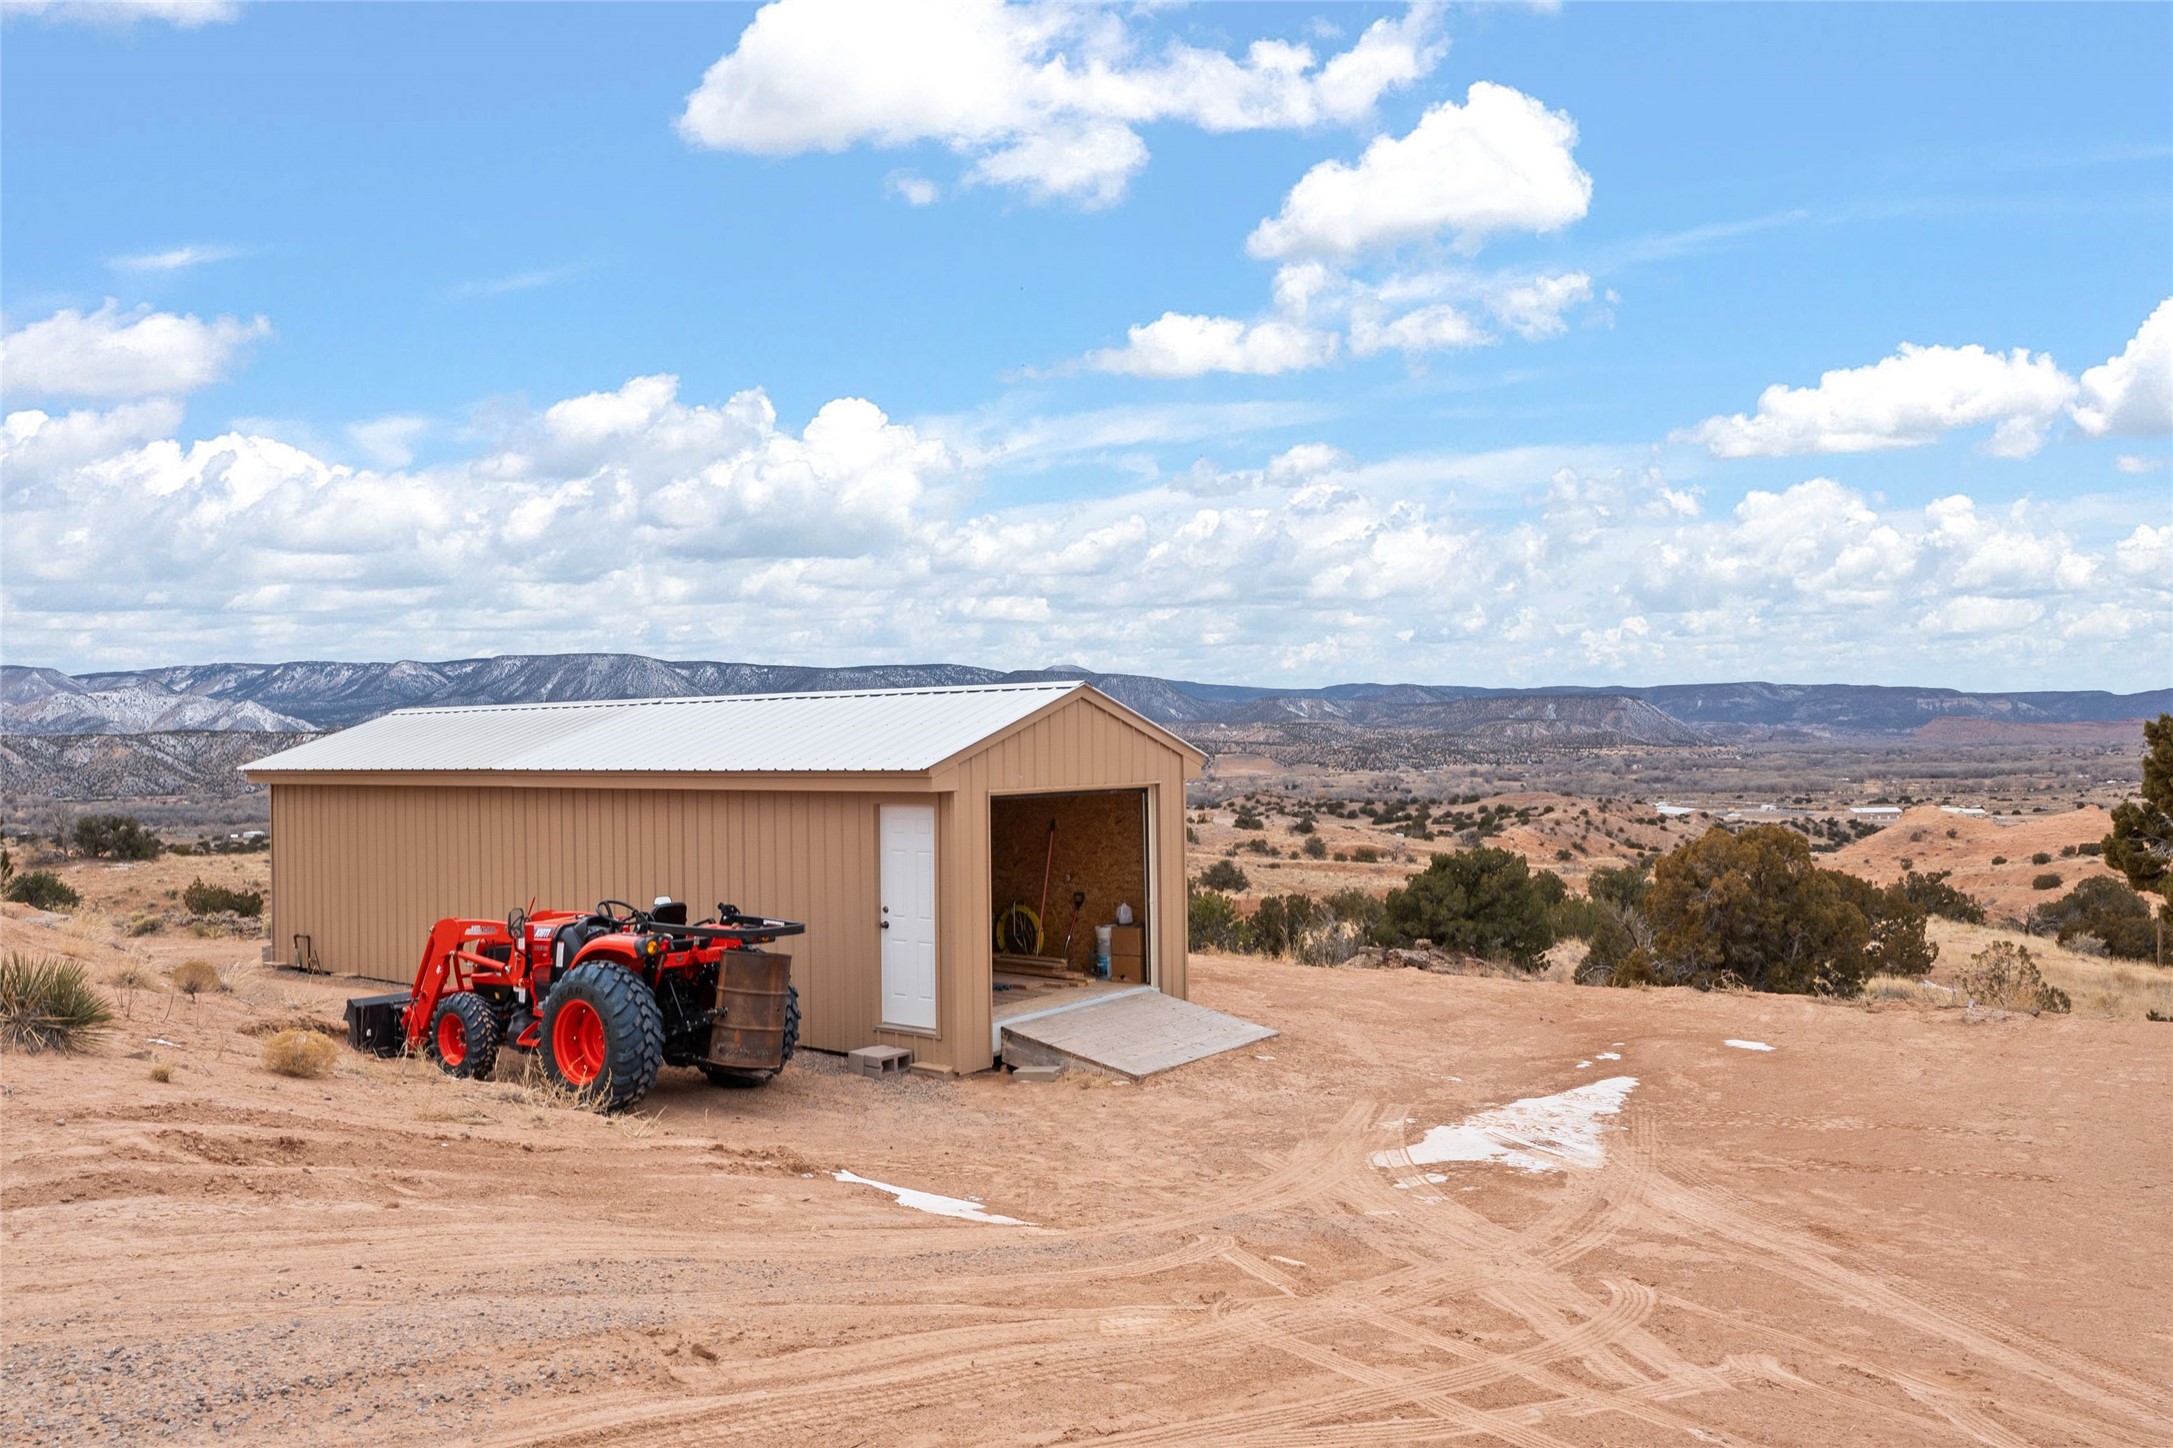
[1011,1064,1065,1083]
[847,1045,912,1079]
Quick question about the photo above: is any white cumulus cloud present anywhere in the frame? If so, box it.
[1247,82,1591,260]
[5,379,2163,687]
[1681,342,2078,459]
[2071,297,2173,439]
[1,301,270,402]
[1086,313,1337,379]
[677,0,1443,208]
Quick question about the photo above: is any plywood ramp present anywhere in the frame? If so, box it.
[998,991,1276,1080]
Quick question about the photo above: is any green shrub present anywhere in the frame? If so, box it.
[1187,888,1243,952]
[1377,847,1565,969]
[183,878,263,918]
[1232,809,1265,831]
[1894,868,1985,924]
[70,814,161,861]
[2030,851,2052,866]
[1958,941,2070,1015]
[1991,856,2007,865]
[0,954,114,1053]
[1828,872,1938,979]
[2038,876,2155,959]
[1644,825,1882,995]
[2030,872,2063,891]
[3,870,80,911]
[1586,862,1652,914]
[1244,894,1327,958]
[1197,859,1250,892]
[1350,846,1380,864]
[1322,887,1384,941]
[1301,835,1327,860]
[1292,816,1315,835]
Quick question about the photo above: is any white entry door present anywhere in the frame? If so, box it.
[880,804,938,1031]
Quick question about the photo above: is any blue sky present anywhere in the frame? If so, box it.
[3,0,2168,690]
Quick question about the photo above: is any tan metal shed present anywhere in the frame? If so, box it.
[242,681,1204,1074]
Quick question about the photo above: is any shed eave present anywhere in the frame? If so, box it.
[239,767,947,792]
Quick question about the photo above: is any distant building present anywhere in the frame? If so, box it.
[1850,806,1903,818]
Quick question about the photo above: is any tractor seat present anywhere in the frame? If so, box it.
[650,899,689,926]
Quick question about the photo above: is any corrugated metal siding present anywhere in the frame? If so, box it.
[271,782,896,1055]
[246,682,1085,776]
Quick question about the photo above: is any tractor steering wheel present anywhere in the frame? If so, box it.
[595,899,643,927]
[507,906,529,939]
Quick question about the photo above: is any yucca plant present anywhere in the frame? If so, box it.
[0,953,115,1053]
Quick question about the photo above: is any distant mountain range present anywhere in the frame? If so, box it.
[4,654,2166,744]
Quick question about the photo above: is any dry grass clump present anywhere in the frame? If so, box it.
[1927,920,2170,1021]
[260,1029,338,1078]
[170,959,226,996]
[2036,954,2173,1022]
[1862,974,1961,1006]
[148,1060,174,1083]
[108,961,161,991]
[0,953,115,1053]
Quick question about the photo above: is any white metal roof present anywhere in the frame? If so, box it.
[242,681,1090,776]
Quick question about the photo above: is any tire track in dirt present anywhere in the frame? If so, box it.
[1087,1280,1661,1448]
[470,1107,1401,1447]
[481,1103,1695,1448]
[1651,1160,2173,1437]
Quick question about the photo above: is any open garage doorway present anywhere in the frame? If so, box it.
[989,789,1153,1020]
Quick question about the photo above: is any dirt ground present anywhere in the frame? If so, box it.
[6,902,2171,1447]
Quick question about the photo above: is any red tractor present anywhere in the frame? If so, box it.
[345,898,803,1111]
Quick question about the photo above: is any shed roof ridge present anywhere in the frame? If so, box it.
[381,678,1084,718]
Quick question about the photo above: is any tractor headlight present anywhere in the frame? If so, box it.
[641,936,667,959]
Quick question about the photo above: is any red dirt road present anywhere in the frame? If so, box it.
[4,942,2170,1446]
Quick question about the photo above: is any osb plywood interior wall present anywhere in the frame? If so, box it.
[990,789,1147,971]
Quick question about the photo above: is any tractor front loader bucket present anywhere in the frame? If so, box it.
[708,950,793,1071]
[345,992,412,1057]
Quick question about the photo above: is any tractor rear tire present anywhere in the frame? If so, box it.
[427,992,501,1080]
[541,963,664,1111]
[702,984,799,1087]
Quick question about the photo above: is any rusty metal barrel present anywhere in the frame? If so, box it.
[707,949,793,1070]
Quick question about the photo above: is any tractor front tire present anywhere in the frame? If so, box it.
[702,984,799,1087]
[541,963,664,1111]
[427,992,501,1080]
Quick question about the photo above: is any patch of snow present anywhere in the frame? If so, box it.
[1268,1255,1309,1269]
[1596,1051,1621,1061]
[1372,1077,1638,1174]
[833,1170,1029,1225]
[1575,1060,1592,1069]
[1723,1039,1774,1052]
